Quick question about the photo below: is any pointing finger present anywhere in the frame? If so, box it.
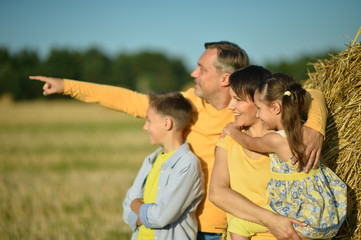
[29,76,52,82]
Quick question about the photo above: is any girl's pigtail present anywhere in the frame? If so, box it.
[281,83,307,168]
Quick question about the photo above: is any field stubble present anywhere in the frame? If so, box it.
[0,100,156,240]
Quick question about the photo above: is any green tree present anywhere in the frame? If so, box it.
[0,48,41,100]
[41,49,82,79]
[79,48,111,84]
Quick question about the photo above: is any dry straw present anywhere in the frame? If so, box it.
[304,26,361,240]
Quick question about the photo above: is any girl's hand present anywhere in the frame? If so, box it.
[221,122,239,138]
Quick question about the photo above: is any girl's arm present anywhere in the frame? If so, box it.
[209,146,305,240]
[223,124,283,154]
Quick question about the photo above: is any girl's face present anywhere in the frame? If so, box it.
[254,90,277,130]
[228,87,258,128]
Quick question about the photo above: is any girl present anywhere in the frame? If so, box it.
[224,73,347,239]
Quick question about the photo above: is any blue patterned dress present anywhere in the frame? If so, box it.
[267,130,347,238]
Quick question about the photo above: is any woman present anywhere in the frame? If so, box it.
[209,65,327,240]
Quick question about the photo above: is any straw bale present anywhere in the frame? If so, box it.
[303,28,361,240]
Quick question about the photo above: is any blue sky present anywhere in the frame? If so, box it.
[1,0,360,70]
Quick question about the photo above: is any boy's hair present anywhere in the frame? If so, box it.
[258,73,307,167]
[204,41,249,74]
[228,65,272,101]
[148,92,193,131]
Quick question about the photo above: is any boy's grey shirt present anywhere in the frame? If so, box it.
[123,142,205,240]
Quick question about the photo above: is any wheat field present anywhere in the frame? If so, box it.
[0,100,157,240]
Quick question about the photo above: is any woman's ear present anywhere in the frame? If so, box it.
[271,101,282,115]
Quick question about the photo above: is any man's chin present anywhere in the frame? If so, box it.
[194,88,202,98]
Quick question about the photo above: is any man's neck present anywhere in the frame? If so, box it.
[206,91,231,111]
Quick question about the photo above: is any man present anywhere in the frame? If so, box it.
[30,41,326,240]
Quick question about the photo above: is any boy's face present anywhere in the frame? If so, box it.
[143,106,166,145]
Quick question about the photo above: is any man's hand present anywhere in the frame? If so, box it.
[293,126,324,172]
[29,76,65,95]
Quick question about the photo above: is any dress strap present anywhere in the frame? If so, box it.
[270,168,319,180]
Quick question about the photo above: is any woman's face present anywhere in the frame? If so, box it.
[228,87,259,128]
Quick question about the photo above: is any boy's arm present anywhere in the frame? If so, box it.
[130,198,144,226]
[122,157,153,231]
[29,76,149,118]
[123,185,143,231]
[139,155,204,229]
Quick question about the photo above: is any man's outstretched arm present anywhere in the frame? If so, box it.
[30,76,149,118]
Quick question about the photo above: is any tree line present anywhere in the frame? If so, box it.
[0,47,337,101]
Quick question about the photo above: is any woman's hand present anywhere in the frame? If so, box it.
[264,213,306,240]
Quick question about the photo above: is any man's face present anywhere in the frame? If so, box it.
[191,48,224,102]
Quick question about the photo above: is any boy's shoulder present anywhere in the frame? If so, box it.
[172,142,199,165]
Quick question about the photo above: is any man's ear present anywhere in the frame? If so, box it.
[164,117,173,131]
[220,73,231,87]
[271,101,282,115]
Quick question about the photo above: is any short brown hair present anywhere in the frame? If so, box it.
[205,41,249,73]
[148,92,193,131]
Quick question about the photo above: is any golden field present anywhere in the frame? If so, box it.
[0,100,156,240]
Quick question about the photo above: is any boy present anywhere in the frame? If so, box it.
[123,92,204,240]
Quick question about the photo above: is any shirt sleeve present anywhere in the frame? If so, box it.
[63,79,149,118]
[122,157,153,231]
[123,183,142,232]
[304,89,328,137]
[216,135,232,150]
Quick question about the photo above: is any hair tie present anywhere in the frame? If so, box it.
[284,91,291,96]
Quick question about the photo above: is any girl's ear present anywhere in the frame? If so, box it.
[164,117,173,131]
[271,101,282,115]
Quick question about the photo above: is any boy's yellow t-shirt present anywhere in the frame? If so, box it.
[137,151,174,240]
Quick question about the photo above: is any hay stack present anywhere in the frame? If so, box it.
[303,27,361,240]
